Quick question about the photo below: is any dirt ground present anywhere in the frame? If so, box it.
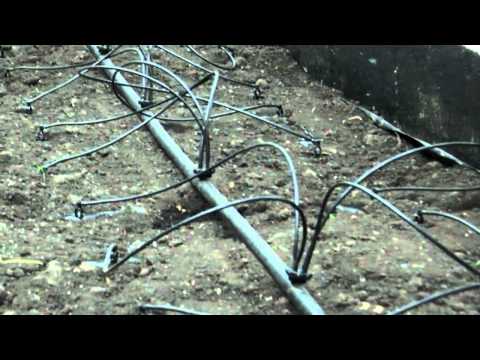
[0,45,479,315]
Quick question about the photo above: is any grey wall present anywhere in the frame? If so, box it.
[286,45,480,166]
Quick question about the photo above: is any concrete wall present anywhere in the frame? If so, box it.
[286,45,480,166]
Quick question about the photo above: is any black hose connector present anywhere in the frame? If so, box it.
[36,127,47,141]
[414,211,425,224]
[138,99,153,108]
[311,139,322,157]
[18,102,33,114]
[194,168,215,180]
[276,105,284,117]
[253,87,264,100]
[98,45,111,55]
[74,202,84,220]
[287,269,312,285]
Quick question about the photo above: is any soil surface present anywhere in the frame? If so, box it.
[0,45,479,315]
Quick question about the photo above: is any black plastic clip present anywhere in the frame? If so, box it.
[221,45,235,57]
[18,102,33,114]
[276,105,284,117]
[311,138,322,157]
[287,269,313,285]
[104,244,119,268]
[138,99,153,108]
[36,127,47,141]
[253,87,264,100]
[74,202,84,220]
[98,45,111,55]
[414,211,425,224]
[194,167,215,180]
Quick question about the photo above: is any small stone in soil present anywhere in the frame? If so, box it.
[0,151,13,164]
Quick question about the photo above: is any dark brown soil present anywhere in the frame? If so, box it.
[0,45,479,315]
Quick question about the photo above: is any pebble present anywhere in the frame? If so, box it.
[335,293,356,306]
[139,267,152,277]
[357,290,369,301]
[363,133,383,146]
[274,297,289,308]
[372,305,386,315]
[52,170,87,185]
[34,260,63,286]
[89,287,109,295]
[235,57,247,67]
[303,169,318,178]
[255,78,268,88]
[0,151,13,164]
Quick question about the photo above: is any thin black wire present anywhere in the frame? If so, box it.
[375,185,480,193]
[198,71,219,169]
[389,283,480,315]
[415,210,480,238]
[40,76,208,171]
[75,69,276,121]
[185,45,237,71]
[24,45,123,106]
[76,141,303,268]
[39,67,215,171]
[155,45,255,88]
[76,59,315,144]
[301,181,480,278]
[139,303,210,315]
[37,100,166,131]
[105,196,308,274]
[6,61,96,72]
[312,142,480,243]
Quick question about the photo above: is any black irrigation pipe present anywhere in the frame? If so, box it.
[72,55,315,145]
[25,45,479,315]
[415,210,480,238]
[79,64,319,145]
[105,59,216,170]
[36,98,167,140]
[318,142,480,238]
[37,103,284,140]
[22,45,123,110]
[300,181,480,278]
[74,68,283,122]
[375,185,480,193]
[39,75,211,172]
[6,60,96,72]
[198,71,220,170]
[105,196,308,275]
[75,141,303,268]
[388,283,480,315]
[185,45,237,71]
[139,303,210,315]
[39,71,215,171]
[357,106,477,170]
[89,44,324,315]
[19,46,154,112]
[155,45,256,89]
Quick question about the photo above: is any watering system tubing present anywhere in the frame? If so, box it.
[87,45,325,316]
